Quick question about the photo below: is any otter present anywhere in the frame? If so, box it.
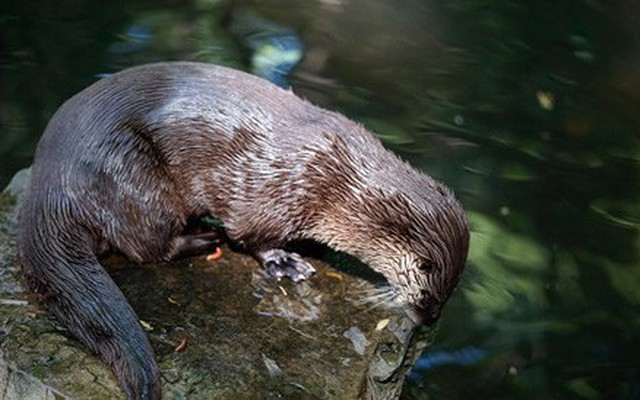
[18,62,469,399]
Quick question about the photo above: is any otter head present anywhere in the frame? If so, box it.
[360,182,470,326]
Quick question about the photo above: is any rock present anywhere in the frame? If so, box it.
[0,168,427,399]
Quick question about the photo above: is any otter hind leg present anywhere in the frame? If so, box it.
[256,249,316,282]
[170,230,222,259]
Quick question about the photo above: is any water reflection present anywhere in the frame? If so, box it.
[229,7,305,87]
[1,0,639,398]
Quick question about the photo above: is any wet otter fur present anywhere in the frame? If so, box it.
[18,62,469,399]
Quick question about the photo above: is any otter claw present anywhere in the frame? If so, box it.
[258,249,316,282]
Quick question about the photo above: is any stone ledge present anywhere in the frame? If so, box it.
[0,169,426,399]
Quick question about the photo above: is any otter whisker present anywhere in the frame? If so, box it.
[348,284,395,296]
[351,291,393,306]
[360,293,402,313]
[349,285,399,309]
[348,285,395,295]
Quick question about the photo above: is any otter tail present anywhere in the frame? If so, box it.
[19,218,160,400]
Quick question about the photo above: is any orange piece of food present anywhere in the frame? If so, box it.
[206,247,223,262]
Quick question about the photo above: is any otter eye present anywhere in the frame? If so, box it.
[424,297,438,307]
[418,260,436,272]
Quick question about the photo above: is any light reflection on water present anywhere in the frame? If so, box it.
[1,0,639,398]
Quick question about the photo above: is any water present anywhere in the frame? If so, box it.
[1,0,639,398]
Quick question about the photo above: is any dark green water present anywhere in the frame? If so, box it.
[1,0,639,399]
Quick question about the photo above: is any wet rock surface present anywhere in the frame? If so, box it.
[0,168,427,399]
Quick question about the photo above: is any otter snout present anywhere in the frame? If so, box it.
[406,304,441,326]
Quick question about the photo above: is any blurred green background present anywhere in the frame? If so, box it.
[1,0,639,398]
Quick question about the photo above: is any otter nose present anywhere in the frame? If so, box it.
[405,304,441,326]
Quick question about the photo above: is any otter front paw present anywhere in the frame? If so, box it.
[257,249,316,283]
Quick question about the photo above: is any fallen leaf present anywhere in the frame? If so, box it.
[175,337,188,352]
[325,271,344,280]
[140,320,154,331]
